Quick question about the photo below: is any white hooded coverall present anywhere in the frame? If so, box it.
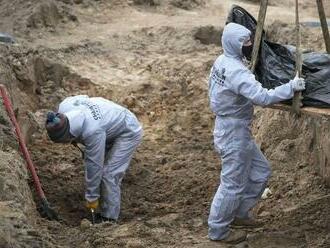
[58,95,143,220]
[208,23,296,240]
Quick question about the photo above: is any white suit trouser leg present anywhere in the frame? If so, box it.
[101,131,142,220]
[208,138,271,240]
[236,142,271,219]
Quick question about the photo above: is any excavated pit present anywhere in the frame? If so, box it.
[1,0,330,247]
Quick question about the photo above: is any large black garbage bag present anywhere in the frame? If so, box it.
[226,5,330,107]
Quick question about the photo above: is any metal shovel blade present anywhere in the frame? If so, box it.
[39,198,59,221]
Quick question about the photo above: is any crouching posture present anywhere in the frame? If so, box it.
[46,95,143,222]
[207,23,305,243]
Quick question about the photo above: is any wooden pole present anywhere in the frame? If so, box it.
[316,0,330,53]
[292,0,303,115]
[251,0,268,73]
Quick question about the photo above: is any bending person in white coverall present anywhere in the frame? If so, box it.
[45,95,143,222]
[207,23,305,244]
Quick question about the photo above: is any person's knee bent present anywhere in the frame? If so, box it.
[221,175,248,196]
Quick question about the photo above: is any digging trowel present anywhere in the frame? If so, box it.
[86,200,99,225]
[91,208,96,225]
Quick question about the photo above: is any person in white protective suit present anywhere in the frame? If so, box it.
[45,95,143,222]
[207,23,305,244]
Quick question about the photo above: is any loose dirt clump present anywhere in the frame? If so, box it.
[27,2,62,30]
[193,25,222,46]
[170,0,206,10]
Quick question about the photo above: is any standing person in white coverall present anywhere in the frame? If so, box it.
[45,95,143,222]
[207,23,306,244]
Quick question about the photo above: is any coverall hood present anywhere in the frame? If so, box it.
[222,23,251,58]
[65,110,85,138]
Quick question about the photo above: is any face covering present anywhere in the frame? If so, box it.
[46,112,73,143]
[242,44,253,61]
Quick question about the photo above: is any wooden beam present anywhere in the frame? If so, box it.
[292,0,303,115]
[316,0,330,53]
[251,0,268,73]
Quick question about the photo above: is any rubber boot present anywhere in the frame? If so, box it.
[93,213,116,224]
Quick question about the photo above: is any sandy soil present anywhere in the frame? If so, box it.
[0,0,330,247]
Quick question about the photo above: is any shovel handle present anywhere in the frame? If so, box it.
[0,84,46,199]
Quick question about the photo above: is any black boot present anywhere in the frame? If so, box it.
[101,216,117,223]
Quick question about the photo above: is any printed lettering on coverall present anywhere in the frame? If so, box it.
[73,99,102,120]
[212,68,226,87]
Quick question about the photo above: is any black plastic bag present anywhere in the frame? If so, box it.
[227,5,330,107]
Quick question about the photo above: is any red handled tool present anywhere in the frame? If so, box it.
[0,84,58,220]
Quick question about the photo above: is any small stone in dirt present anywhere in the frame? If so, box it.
[261,187,272,199]
[192,217,204,227]
[80,218,92,229]
[259,211,270,217]
[235,241,248,248]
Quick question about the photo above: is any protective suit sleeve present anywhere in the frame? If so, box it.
[83,131,106,202]
[229,69,295,106]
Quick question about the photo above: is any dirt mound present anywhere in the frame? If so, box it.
[0,99,55,247]
[170,0,206,10]
[277,195,330,247]
[0,0,77,38]
[266,20,326,52]
[0,151,44,248]
[27,1,77,30]
[0,44,40,138]
[0,43,101,247]
[301,0,330,18]
[132,0,206,10]
[0,43,99,145]
[193,25,222,45]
